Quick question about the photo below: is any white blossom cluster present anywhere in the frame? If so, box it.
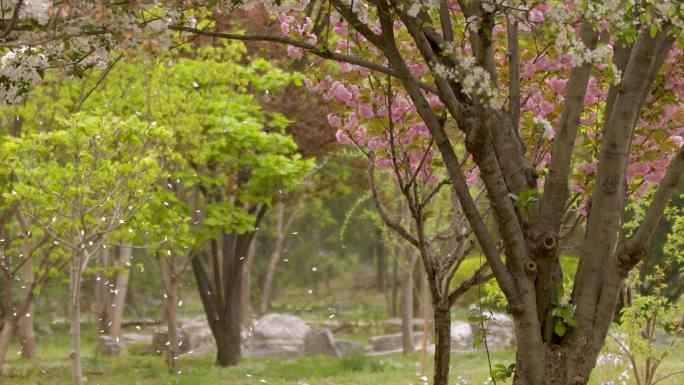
[0,47,48,104]
[406,0,440,18]
[533,116,555,139]
[433,47,506,109]
[0,2,180,104]
[18,0,51,24]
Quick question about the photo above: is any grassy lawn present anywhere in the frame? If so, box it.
[3,325,683,385]
[3,348,514,385]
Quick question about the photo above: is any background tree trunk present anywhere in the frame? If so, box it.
[94,248,110,333]
[192,207,265,368]
[18,252,36,359]
[164,275,180,374]
[240,238,256,328]
[418,272,430,376]
[69,250,84,385]
[0,320,14,375]
[401,252,418,355]
[375,232,386,292]
[388,258,398,317]
[0,276,10,324]
[260,202,286,315]
[107,245,132,336]
[215,273,242,366]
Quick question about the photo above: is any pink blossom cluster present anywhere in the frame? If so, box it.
[279,14,317,60]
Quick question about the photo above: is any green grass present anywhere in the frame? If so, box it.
[3,347,515,385]
[1,323,510,385]
[4,269,683,385]
[4,325,683,385]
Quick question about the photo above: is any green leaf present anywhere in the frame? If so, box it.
[555,322,566,337]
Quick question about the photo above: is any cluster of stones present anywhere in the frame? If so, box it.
[96,312,516,357]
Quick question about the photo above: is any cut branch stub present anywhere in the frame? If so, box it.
[525,260,538,279]
[542,233,557,251]
[617,248,646,275]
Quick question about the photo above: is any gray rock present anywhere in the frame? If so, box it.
[334,339,366,356]
[450,321,474,351]
[368,332,425,352]
[152,328,191,354]
[120,333,153,346]
[304,328,341,357]
[245,313,310,357]
[366,347,404,356]
[37,324,53,336]
[97,335,123,356]
[382,318,432,332]
[470,312,515,350]
[181,316,215,353]
[97,333,155,356]
[253,314,310,340]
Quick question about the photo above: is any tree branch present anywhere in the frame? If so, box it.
[0,0,24,39]
[506,15,520,131]
[167,26,436,95]
[368,156,420,247]
[448,263,493,306]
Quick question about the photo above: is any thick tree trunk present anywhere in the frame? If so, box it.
[433,306,451,385]
[165,277,180,374]
[0,319,14,375]
[18,253,36,359]
[192,205,266,368]
[69,251,84,385]
[216,275,242,366]
[240,238,256,328]
[512,343,605,385]
[107,245,132,336]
